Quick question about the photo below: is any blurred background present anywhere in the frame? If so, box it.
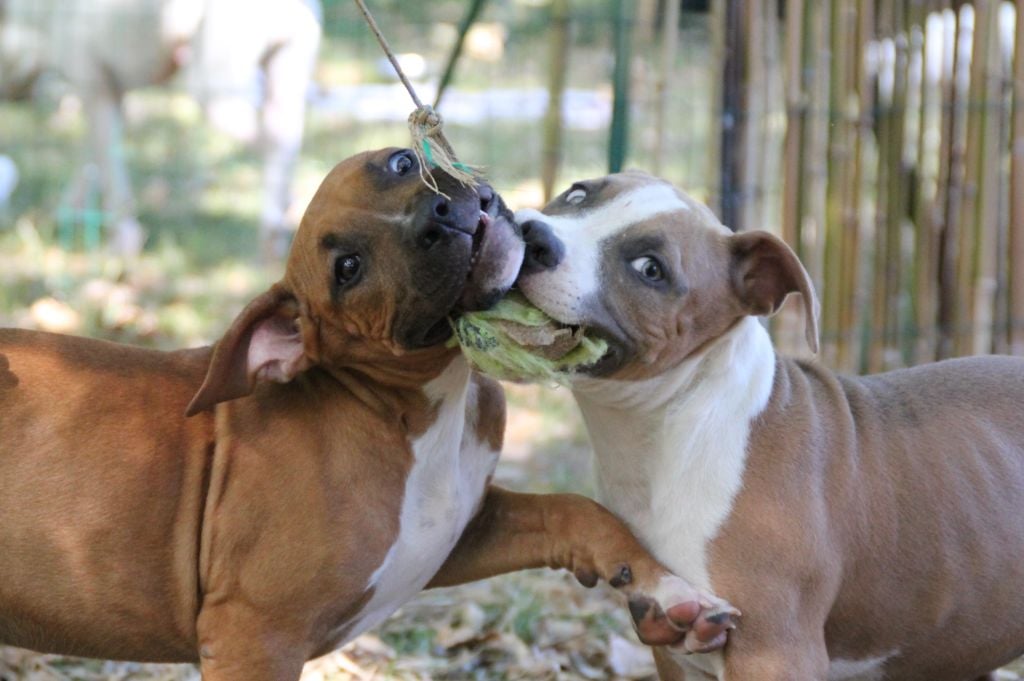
[1,0,1023,679]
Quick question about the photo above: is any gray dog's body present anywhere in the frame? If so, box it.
[515,170,1024,680]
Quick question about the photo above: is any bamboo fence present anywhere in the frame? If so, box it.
[541,0,571,202]
[709,0,1022,373]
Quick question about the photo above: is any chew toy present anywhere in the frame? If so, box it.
[451,292,608,383]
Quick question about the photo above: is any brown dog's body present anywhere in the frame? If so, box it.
[0,332,212,661]
[0,151,734,680]
[515,171,1024,680]
[0,327,496,666]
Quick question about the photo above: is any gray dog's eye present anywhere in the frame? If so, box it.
[630,256,664,282]
[565,187,587,205]
[388,150,416,176]
[335,254,362,284]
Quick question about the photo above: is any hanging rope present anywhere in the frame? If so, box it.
[352,0,479,193]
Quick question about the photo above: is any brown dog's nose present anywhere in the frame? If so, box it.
[432,195,451,219]
[417,193,477,249]
[520,219,564,274]
[478,184,496,212]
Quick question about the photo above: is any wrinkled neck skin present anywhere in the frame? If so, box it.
[293,298,466,423]
[573,317,775,412]
[571,316,776,587]
[319,344,465,429]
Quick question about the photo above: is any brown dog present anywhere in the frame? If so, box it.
[0,151,736,681]
[514,170,1024,681]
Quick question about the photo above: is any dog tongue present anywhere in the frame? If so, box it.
[460,211,525,310]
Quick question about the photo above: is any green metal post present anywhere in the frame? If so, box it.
[433,0,490,110]
[542,0,571,202]
[608,0,632,172]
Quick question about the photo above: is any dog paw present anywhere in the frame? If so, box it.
[624,574,739,650]
[675,598,740,653]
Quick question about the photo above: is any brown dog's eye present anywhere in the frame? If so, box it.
[335,254,362,285]
[388,150,416,176]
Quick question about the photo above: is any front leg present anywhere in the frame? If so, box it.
[662,575,832,681]
[196,601,309,681]
[428,486,738,651]
[722,638,829,681]
[653,621,829,681]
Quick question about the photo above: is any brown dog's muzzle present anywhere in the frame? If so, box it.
[392,174,525,349]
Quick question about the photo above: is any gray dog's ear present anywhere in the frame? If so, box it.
[185,284,312,416]
[729,230,820,354]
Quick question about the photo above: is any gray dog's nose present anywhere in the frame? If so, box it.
[520,219,564,274]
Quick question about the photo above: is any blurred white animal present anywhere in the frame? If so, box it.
[375,53,427,80]
[0,155,17,212]
[0,0,321,256]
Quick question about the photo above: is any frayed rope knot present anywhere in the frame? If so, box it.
[352,0,480,195]
[408,105,479,195]
[408,105,443,138]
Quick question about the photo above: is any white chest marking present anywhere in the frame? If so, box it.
[827,651,897,681]
[575,317,775,588]
[574,318,775,677]
[338,359,500,643]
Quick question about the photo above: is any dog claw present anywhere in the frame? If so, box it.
[704,606,741,627]
[674,604,739,654]
[609,564,633,588]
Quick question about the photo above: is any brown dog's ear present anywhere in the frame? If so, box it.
[185,284,312,416]
[729,230,820,354]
